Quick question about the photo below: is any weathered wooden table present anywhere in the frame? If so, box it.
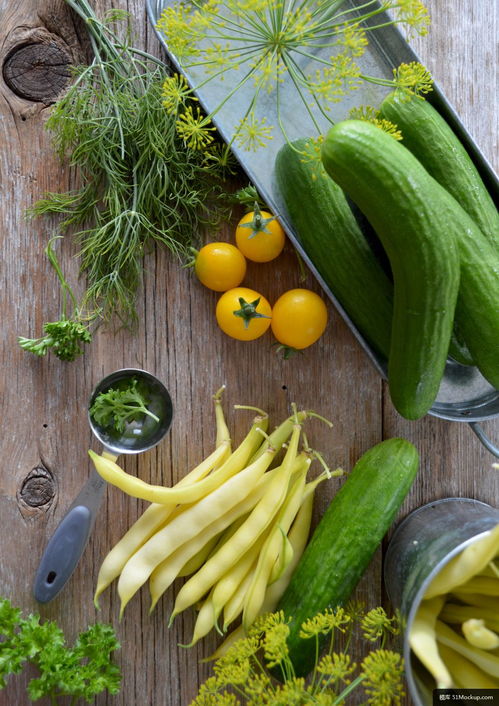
[1,1,497,704]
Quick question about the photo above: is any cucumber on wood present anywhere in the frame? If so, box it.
[380,91,499,251]
[277,437,419,678]
[321,120,461,420]
[275,139,393,360]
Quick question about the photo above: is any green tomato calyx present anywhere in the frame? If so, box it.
[233,297,271,329]
[240,201,275,239]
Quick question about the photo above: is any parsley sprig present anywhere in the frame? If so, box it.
[89,377,160,434]
[0,597,121,704]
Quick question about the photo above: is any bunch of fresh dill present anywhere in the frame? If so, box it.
[192,604,405,705]
[21,0,231,359]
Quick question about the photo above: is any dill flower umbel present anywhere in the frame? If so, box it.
[191,605,404,705]
[158,0,430,152]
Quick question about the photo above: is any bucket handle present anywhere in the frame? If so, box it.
[469,422,499,459]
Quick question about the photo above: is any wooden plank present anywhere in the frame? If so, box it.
[0,0,496,704]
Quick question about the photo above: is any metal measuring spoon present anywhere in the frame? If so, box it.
[33,368,173,603]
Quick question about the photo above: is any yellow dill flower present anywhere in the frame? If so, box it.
[189,676,238,706]
[361,607,401,643]
[262,621,290,668]
[252,52,287,92]
[236,114,274,151]
[298,136,325,179]
[299,607,351,639]
[156,5,202,59]
[244,672,273,702]
[361,649,405,706]
[316,652,356,685]
[158,0,431,151]
[176,105,217,149]
[348,106,402,140]
[390,0,431,37]
[393,61,433,96]
[203,43,238,78]
[162,73,195,114]
[269,677,308,705]
[283,9,317,43]
[336,23,369,58]
[312,694,338,706]
[308,55,362,107]
[344,599,366,623]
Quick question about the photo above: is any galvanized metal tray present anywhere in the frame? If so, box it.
[146,0,499,455]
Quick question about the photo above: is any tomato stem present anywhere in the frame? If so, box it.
[233,297,271,329]
[239,201,276,239]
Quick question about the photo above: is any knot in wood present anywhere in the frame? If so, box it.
[3,41,72,104]
[20,466,55,508]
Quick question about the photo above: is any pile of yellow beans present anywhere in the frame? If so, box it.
[410,524,499,689]
[90,389,340,647]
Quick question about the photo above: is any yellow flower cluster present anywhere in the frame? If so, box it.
[157,0,432,154]
[191,605,405,705]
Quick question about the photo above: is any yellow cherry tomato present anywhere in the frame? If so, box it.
[235,203,285,263]
[216,287,272,341]
[271,289,328,350]
[194,242,247,292]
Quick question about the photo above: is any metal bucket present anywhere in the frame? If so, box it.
[147,0,499,458]
[384,498,499,705]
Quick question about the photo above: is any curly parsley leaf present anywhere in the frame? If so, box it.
[89,377,160,434]
[0,598,121,703]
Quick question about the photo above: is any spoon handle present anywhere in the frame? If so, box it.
[33,469,106,603]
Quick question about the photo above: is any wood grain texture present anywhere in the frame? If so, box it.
[0,0,497,704]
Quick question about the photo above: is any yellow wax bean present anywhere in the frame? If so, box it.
[462,619,499,650]
[436,619,499,678]
[118,444,279,616]
[451,592,499,612]
[425,524,499,599]
[149,469,285,612]
[177,533,222,578]
[204,624,245,663]
[268,532,294,586]
[89,412,268,504]
[148,510,256,612]
[213,386,231,450]
[220,483,317,654]
[249,410,310,463]
[211,529,270,625]
[267,472,328,585]
[242,466,309,631]
[170,423,304,623]
[93,439,230,607]
[187,590,218,647]
[261,482,317,608]
[409,597,452,689]
[438,643,499,690]
[441,603,499,633]
[452,576,499,596]
[479,561,499,578]
[222,562,255,631]
[219,472,323,631]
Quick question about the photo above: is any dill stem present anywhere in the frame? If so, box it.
[333,673,364,704]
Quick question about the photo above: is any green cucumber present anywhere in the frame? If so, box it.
[437,186,499,388]
[321,120,461,420]
[380,91,499,250]
[277,437,419,678]
[275,139,393,360]
[275,138,473,368]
